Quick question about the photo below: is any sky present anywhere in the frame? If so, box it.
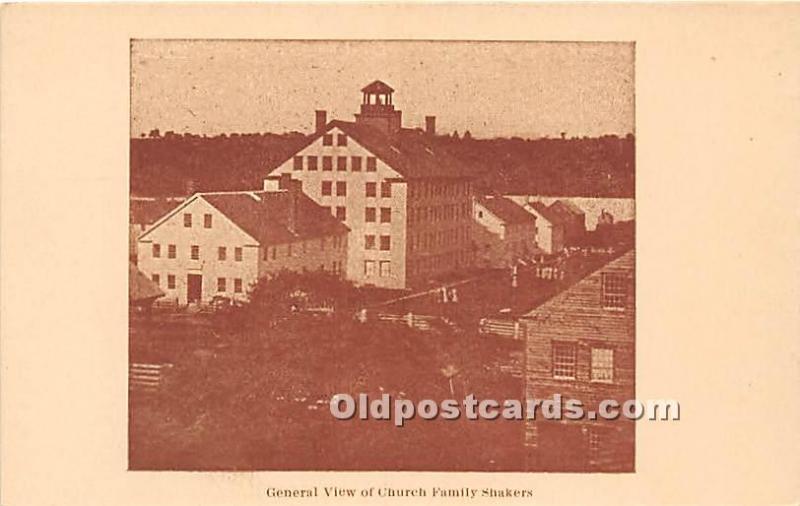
[131,40,634,139]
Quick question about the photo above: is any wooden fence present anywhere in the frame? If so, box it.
[129,362,172,393]
[375,313,441,331]
[478,318,524,340]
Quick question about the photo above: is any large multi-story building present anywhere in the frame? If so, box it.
[264,80,474,290]
[520,249,635,471]
[136,184,348,305]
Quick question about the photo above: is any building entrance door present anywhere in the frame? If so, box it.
[187,274,203,303]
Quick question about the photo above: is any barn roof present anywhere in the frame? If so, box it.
[477,196,537,225]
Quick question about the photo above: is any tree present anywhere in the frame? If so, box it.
[215,270,369,329]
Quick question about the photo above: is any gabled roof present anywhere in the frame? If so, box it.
[129,262,164,303]
[549,199,585,217]
[361,80,394,94]
[527,201,565,226]
[477,196,537,225]
[269,120,471,180]
[140,190,348,246]
[130,196,185,225]
[201,191,348,246]
[520,249,635,318]
[333,120,469,179]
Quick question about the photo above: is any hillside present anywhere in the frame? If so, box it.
[130,131,634,198]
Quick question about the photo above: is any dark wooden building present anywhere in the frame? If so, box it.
[520,249,635,471]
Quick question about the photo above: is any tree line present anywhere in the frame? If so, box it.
[130,130,634,198]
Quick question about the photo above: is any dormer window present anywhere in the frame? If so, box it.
[337,134,347,146]
[323,134,334,146]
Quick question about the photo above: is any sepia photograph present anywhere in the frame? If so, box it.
[129,40,635,472]
[3,4,799,505]
[128,39,636,472]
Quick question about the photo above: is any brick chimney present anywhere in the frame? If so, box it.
[315,110,327,134]
[425,116,436,136]
[279,175,303,233]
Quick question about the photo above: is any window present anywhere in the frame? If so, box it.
[323,134,333,146]
[337,156,347,171]
[322,156,333,171]
[168,244,176,259]
[336,206,346,221]
[380,207,391,223]
[365,235,376,250]
[204,213,212,228]
[234,247,243,262]
[379,260,391,277]
[320,237,326,250]
[380,235,391,251]
[366,156,377,171]
[552,342,577,379]
[337,134,347,146]
[234,278,243,293]
[365,207,376,222]
[287,243,293,256]
[167,274,176,289]
[364,260,376,277]
[217,277,226,292]
[271,246,277,260]
[332,261,342,275]
[365,182,377,197]
[307,156,318,171]
[152,243,161,258]
[336,181,347,196]
[151,273,160,285]
[293,156,303,170]
[351,156,362,171]
[381,181,392,198]
[321,181,333,196]
[190,245,200,260]
[591,348,614,383]
[601,272,627,310]
[183,213,192,227]
[218,246,226,261]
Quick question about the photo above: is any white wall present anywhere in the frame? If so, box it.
[137,196,260,305]
[506,195,635,231]
[266,126,408,289]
